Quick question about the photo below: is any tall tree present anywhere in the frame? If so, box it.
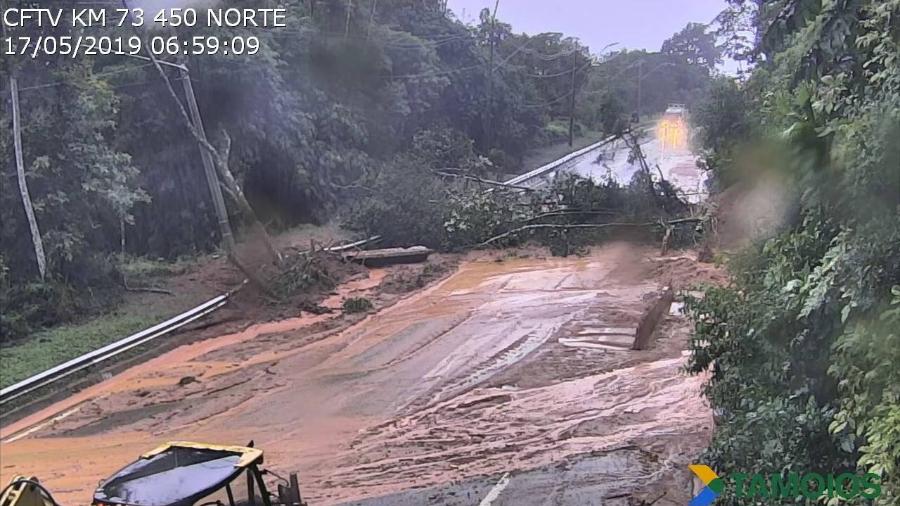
[9,74,47,280]
[662,22,722,72]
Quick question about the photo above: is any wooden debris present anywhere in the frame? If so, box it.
[342,246,433,267]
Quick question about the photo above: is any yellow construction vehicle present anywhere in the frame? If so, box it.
[1,441,307,506]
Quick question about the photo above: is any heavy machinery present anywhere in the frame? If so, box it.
[1,441,307,506]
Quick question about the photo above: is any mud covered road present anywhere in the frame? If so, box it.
[0,244,721,505]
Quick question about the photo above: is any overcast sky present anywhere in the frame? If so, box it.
[446,0,729,54]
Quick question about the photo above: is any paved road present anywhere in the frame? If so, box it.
[511,125,707,203]
[1,245,715,505]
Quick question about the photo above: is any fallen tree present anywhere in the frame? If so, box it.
[348,134,706,256]
[474,219,703,248]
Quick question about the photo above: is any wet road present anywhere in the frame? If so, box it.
[0,245,714,505]
[568,134,706,202]
[511,124,707,203]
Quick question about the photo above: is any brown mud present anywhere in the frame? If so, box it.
[0,243,721,505]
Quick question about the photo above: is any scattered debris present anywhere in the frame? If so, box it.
[633,287,675,350]
[342,297,374,314]
[177,376,198,387]
[342,246,433,267]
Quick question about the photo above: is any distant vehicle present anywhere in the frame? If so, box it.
[658,104,689,150]
[664,103,687,118]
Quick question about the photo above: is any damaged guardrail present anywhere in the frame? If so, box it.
[0,235,382,409]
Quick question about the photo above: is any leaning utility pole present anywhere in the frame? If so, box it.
[180,69,237,255]
[119,0,236,258]
[9,74,47,280]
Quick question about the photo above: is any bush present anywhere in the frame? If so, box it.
[342,297,373,313]
[538,119,583,146]
[345,159,451,249]
[0,278,78,342]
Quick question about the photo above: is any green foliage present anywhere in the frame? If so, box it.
[691,77,752,187]
[830,286,900,499]
[342,297,374,314]
[444,190,525,248]
[346,159,451,249]
[662,22,723,71]
[0,310,161,389]
[349,157,692,254]
[579,43,715,128]
[688,0,900,500]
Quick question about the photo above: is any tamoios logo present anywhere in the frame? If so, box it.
[687,464,881,504]
[689,465,723,506]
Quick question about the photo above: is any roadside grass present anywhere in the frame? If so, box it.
[119,255,193,281]
[0,311,164,389]
[0,224,352,391]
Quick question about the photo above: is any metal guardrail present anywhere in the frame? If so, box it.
[0,236,381,408]
[503,134,619,187]
[0,293,230,407]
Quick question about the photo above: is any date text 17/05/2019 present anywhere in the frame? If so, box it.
[4,35,262,58]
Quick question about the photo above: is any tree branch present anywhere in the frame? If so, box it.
[475,218,703,248]
[432,170,535,191]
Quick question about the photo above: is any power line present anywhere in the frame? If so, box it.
[245,26,475,49]
[386,34,537,80]
[17,63,155,91]
[522,90,572,109]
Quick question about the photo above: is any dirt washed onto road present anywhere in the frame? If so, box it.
[1,244,720,505]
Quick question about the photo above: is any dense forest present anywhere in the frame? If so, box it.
[1,0,716,339]
[688,0,899,501]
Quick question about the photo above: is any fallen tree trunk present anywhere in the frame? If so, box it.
[475,218,703,248]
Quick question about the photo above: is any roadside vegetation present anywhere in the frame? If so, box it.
[687,0,899,501]
[0,311,161,389]
[1,0,718,346]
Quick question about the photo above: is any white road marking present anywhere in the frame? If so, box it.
[479,472,511,506]
[1,405,81,444]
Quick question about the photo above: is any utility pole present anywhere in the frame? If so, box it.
[636,60,642,122]
[568,54,578,147]
[485,0,499,147]
[366,0,377,40]
[345,0,352,39]
[180,68,237,255]
[9,74,47,280]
